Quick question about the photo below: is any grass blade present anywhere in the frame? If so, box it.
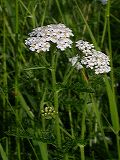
[0,144,8,160]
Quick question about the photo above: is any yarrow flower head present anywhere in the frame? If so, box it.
[25,24,74,52]
[81,50,111,74]
[73,40,111,74]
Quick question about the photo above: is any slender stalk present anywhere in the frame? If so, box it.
[79,100,87,160]
[38,142,48,160]
[68,105,74,138]
[40,0,48,26]
[2,1,9,157]
[55,0,64,23]
[62,66,75,86]
[104,75,119,133]
[82,3,91,38]
[51,53,61,148]
[38,84,49,160]
[107,0,114,93]
[77,144,85,160]
[90,95,110,155]
[3,3,8,109]
[106,1,120,159]
[80,146,85,160]
[15,0,19,106]
[101,5,107,48]
[81,98,87,140]
[116,135,120,160]
[15,0,21,159]
[104,75,120,159]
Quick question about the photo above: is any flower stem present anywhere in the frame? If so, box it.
[51,53,61,148]
[116,134,120,160]
[78,144,85,160]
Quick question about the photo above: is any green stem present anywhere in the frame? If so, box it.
[68,105,74,138]
[79,95,88,160]
[116,134,120,160]
[90,95,110,155]
[38,83,49,160]
[64,153,69,160]
[101,5,107,48]
[106,1,120,159]
[81,98,87,140]
[62,66,75,86]
[2,1,9,157]
[51,53,61,148]
[15,0,21,159]
[55,0,64,23]
[78,144,85,160]
[3,4,8,107]
[107,0,114,93]
[104,75,120,159]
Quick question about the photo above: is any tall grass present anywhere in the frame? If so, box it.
[0,0,120,159]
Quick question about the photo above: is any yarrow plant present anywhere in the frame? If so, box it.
[25,25,112,158]
[25,23,75,149]
[25,23,74,52]
[69,40,111,74]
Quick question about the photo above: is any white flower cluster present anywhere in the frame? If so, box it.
[75,40,111,74]
[69,40,111,74]
[25,24,74,52]
[81,51,111,74]
[69,55,83,70]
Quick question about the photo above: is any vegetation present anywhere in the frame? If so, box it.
[0,0,120,159]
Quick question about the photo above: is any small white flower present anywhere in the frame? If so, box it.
[69,55,83,70]
[76,40,94,56]
[56,38,73,50]
[25,37,50,52]
[25,24,74,52]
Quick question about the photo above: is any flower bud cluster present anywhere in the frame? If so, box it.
[41,106,58,119]
[25,24,74,52]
